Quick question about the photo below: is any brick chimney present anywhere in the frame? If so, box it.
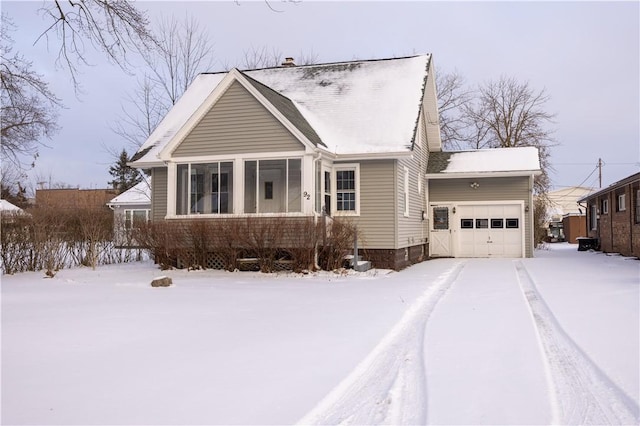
[281,57,296,67]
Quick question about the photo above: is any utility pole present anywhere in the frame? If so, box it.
[598,158,603,188]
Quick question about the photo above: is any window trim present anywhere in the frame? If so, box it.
[332,163,360,216]
[617,193,626,212]
[123,208,150,230]
[601,198,609,214]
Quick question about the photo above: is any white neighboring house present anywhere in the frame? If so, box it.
[545,186,593,241]
[0,199,26,216]
[106,178,151,246]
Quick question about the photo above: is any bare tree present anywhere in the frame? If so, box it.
[35,0,156,89]
[1,14,61,170]
[241,45,283,69]
[436,69,472,150]
[111,76,166,148]
[143,15,214,106]
[240,46,319,70]
[464,75,556,193]
[112,15,215,149]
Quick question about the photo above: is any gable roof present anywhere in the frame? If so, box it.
[427,147,541,176]
[106,178,151,206]
[240,71,325,148]
[131,55,432,166]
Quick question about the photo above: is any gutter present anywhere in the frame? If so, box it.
[426,170,542,180]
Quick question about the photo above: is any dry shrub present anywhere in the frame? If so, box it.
[282,218,321,272]
[1,213,32,274]
[131,215,358,273]
[1,206,117,275]
[133,221,181,270]
[317,217,357,271]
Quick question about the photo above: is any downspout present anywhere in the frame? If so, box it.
[529,173,535,257]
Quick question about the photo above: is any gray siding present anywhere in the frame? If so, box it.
[397,147,429,248]
[173,81,305,157]
[429,176,533,256]
[151,167,167,220]
[429,177,529,202]
[338,160,396,249]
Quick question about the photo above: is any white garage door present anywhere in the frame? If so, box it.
[457,204,523,258]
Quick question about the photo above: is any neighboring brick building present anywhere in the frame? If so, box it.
[36,188,119,211]
[580,172,640,258]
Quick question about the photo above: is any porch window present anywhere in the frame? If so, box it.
[324,171,331,215]
[176,162,233,215]
[243,158,301,214]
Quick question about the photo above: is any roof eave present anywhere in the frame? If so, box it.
[317,146,413,161]
[426,170,542,179]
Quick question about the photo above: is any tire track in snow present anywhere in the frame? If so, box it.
[515,260,639,425]
[296,261,466,426]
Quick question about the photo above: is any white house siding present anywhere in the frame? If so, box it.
[172,81,305,157]
[337,160,396,249]
[429,176,533,257]
[151,168,168,221]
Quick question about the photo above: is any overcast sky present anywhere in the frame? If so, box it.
[4,1,639,191]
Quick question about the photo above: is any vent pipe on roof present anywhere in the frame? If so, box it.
[281,57,296,67]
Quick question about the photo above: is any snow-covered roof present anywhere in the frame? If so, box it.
[132,55,431,165]
[0,199,23,213]
[427,147,541,176]
[107,178,151,206]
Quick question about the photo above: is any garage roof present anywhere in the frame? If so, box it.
[427,147,541,175]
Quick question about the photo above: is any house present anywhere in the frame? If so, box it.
[130,55,541,269]
[579,172,640,258]
[106,178,151,246]
[544,186,592,243]
[0,199,25,215]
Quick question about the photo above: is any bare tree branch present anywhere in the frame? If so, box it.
[111,14,215,149]
[1,14,62,170]
[34,0,156,90]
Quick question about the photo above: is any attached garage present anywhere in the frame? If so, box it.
[426,147,541,258]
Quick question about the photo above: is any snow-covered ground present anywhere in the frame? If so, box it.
[2,243,638,425]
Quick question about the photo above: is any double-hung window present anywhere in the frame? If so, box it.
[334,165,359,215]
[617,193,626,212]
[176,162,233,215]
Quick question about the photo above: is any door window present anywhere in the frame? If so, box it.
[433,207,449,230]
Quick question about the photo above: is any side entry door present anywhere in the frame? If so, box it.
[429,205,452,257]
